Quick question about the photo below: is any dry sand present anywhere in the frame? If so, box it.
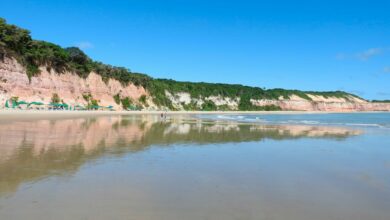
[0,109,386,121]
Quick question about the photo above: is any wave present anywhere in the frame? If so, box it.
[199,114,390,129]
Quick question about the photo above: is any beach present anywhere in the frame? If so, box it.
[1,2,389,219]
[1,112,390,220]
[0,109,388,121]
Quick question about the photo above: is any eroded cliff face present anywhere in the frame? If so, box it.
[165,92,390,111]
[0,57,152,110]
[1,57,390,111]
[251,95,390,111]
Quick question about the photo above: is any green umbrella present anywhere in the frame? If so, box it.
[28,102,44,107]
[16,101,29,105]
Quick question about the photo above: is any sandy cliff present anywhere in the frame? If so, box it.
[0,57,150,110]
[251,94,390,111]
[1,57,389,111]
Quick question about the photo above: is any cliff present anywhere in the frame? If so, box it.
[1,57,390,111]
[1,17,389,112]
[0,57,152,110]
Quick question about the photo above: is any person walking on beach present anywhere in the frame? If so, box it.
[160,111,168,121]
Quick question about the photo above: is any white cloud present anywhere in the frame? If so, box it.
[356,48,382,61]
[336,47,385,61]
[75,41,94,49]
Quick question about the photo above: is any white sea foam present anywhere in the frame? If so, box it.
[198,114,390,129]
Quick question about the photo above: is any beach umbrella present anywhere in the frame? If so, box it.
[17,101,29,105]
[72,105,84,110]
[28,102,44,107]
[49,103,67,107]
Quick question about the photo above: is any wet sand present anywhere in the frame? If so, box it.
[0,109,387,121]
[0,114,389,220]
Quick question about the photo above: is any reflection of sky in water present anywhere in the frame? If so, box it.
[198,113,390,129]
[0,115,389,220]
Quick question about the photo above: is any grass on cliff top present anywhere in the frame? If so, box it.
[371,100,390,103]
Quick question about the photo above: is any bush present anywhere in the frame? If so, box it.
[113,94,121,105]
[83,93,92,102]
[202,100,217,111]
[10,96,19,102]
[90,99,99,106]
[139,95,147,104]
[51,93,60,103]
[121,97,133,109]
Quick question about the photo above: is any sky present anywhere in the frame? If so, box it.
[1,0,390,100]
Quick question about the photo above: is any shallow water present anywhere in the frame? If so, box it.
[198,112,390,128]
[0,113,390,220]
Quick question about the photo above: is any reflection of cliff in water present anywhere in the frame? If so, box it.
[0,115,362,195]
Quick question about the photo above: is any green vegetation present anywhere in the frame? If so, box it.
[256,105,282,111]
[238,94,281,111]
[201,100,217,111]
[113,94,121,105]
[238,94,254,111]
[182,101,198,111]
[372,100,390,103]
[114,94,141,110]
[139,95,147,104]
[90,99,99,107]
[51,93,60,104]
[120,97,133,110]
[82,93,99,109]
[0,18,363,111]
[82,93,92,102]
[217,104,230,111]
[10,96,19,102]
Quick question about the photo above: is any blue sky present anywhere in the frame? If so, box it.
[1,0,390,100]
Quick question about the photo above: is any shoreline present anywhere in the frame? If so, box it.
[0,109,389,121]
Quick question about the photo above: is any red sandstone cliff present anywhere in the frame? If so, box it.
[0,57,152,110]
